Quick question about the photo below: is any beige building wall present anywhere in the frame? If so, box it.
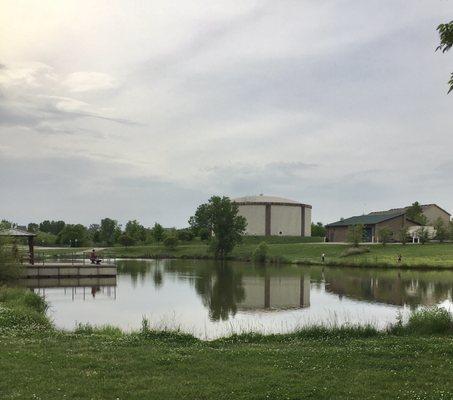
[303,207,312,236]
[237,204,266,235]
[422,205,451,225]
[270,205,301,236]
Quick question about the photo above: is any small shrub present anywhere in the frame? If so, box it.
[389,307,453,335]
[347,224,364,247]
[75,323,123,337]
[434,217,448,243]
[405,307,453,334]
[377,227,392,246]
[398,226,409,245]
[163,236,178,250]
[0,239,23,281]
[176,229,194,242]
[340,247,370,257]
[118,233,136,247]
[253,241,268,263]
[417,227,430,244]
[0,286,47,313]
[198,228,210,241]
[0,287,51,331]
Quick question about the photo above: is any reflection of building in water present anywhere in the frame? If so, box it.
[325,274,452,308]
[26,277,117,301]
[238,275,310,310]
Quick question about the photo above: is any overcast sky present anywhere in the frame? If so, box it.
[0,1,452,228]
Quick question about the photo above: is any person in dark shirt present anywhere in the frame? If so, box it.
[90,249,97,264]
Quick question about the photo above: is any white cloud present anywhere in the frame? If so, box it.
[0,62,56,88]
[63,71,117,92]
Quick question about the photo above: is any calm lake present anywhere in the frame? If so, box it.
[26,259,453,339]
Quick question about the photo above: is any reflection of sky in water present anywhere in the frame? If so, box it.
[30,259,453,339]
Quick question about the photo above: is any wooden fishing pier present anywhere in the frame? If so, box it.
[23,263,117,279]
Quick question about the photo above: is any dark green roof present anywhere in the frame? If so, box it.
[326,212,405,227]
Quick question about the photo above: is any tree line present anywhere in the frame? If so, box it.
[0,218,193,247]
[0,196,248,257]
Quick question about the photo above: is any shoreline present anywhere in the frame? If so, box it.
[35,241,453,271]
[64,253,453,271]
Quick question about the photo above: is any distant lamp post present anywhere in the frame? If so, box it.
[75,238,78,248]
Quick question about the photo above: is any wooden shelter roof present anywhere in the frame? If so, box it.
[0,228,37,237]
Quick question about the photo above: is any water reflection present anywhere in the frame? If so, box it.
[319,269,453,309]
[25,259,453,336]
[24,277,117,301]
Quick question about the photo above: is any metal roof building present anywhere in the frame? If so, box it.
[326,212,422,243]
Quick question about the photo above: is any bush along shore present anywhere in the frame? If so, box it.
[40,242,453,270]
[1,286,453,399]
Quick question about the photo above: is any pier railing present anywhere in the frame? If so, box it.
[32,252,117,266]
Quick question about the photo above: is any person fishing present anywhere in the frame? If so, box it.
[90,249,97,264]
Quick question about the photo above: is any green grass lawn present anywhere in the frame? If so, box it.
[38,240,453,268]
[86,242,453,268]
[1,332,453,400]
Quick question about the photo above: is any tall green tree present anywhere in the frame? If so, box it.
[311,222,326,237]
[35,231,57,246]
[39,220,66,235]
[27,223,39,233]
[190,196,247,258]
[437,20,453,93]
[88,224,101,244]
[0,220,13,230]
[100,218,121,246]
[57,224,88,247]
[406,202,427,225]
[151,223,165,243]
[189,203,212,237]
[125,220,146,244]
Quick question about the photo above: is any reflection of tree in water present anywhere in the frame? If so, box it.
[183,263,245,321]
[153,268,163,288]
[116,260,150,287]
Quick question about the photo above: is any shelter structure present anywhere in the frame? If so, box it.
[0,228,37,265]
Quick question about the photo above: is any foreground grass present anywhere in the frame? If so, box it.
[2,332,453,400]
[1,287,453,399]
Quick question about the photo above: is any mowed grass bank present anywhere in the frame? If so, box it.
[78,242,453,268]
[1,287,453,400]
[2,331,453,399]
